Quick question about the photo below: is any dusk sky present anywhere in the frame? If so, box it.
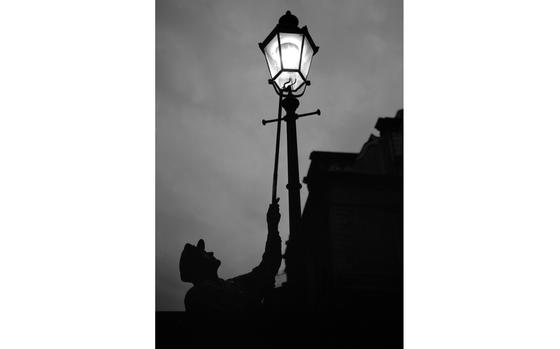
[156,0,402,310]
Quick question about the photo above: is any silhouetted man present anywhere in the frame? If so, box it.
[179,199,282,314]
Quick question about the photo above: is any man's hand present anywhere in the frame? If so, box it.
[266,197,281,230]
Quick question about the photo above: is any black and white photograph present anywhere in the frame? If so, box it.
[156,1,402,347]
[3,1,560,348]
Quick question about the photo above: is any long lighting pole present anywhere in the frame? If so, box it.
[262,91,320,291]
[270,93,283,202]
[259,10,320,306]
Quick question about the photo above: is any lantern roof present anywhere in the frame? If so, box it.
[258,11,319,55]
[278,10,299,31]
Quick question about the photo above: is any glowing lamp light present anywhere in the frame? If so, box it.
[258,11,319,96]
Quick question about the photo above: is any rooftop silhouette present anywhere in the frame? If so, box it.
[157,109,403,348]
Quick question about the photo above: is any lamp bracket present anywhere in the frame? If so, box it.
[261,108,321,125]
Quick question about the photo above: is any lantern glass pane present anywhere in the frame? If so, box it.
[300,36,314,79]
[264,36,281,78]
[278,33,303,70]
[274,71,305,91]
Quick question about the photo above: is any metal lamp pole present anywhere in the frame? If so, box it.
[259,10,320,304]
[262,91,320,292]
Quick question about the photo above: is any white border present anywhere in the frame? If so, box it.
[405,1,560,348]
[0,1,154,348]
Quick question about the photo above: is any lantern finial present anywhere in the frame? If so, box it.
[278,11,299,30]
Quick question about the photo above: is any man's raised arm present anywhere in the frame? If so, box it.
[260,197,282,278]
[230,198,282,300]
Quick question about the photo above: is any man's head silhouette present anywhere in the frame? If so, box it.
[179,238,221,284]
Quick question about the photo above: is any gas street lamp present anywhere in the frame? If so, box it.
[259,11,319,297]
[259,10,319,96]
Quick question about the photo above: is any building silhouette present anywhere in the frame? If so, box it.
[264,109,403,347]
[297,109,402,308]
[156,110,403,348]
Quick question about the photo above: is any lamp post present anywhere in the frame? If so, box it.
[259,11,319,299]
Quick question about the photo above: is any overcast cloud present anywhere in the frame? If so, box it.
[156,0,402,310]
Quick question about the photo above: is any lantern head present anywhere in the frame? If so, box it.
[259,11,319,97]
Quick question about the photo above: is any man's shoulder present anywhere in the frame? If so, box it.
[187,279,228,295]
[185,278,247,312]
[185,279,226,310]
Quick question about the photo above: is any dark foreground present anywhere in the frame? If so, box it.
[156,308,402,348]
